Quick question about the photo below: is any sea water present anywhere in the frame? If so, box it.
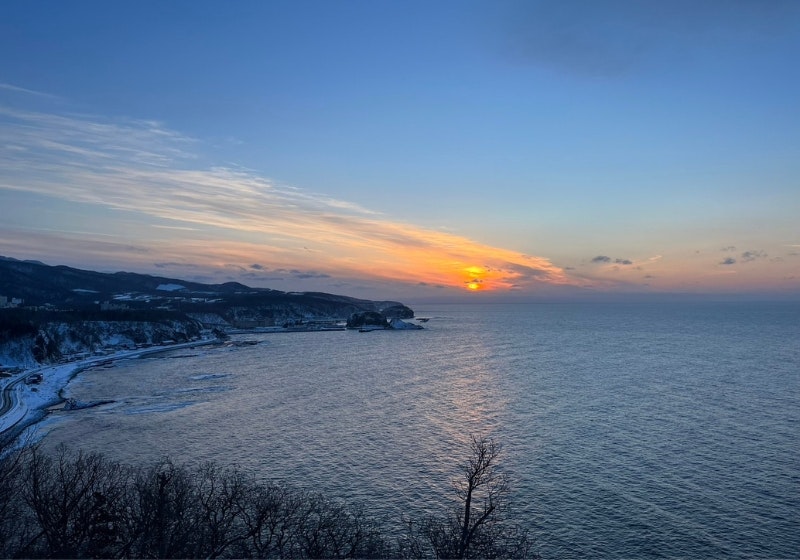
[37,302,800,558]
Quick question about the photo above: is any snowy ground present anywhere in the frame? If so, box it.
[0,339,220,439]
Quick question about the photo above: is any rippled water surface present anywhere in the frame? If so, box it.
[41,302,800,558]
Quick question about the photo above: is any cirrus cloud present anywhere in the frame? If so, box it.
[0,104,575,295]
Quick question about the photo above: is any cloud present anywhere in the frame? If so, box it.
[236,264,331,280]
[0,105,578,294]
[591,255,632,265]
[0,83,61,100]
[0,227,153,267]
[293,272,331,279]
[722,246,737,252]
[720,257,736,265]
[151,224,199,231]
[154,262,206,270]
[741,250,767,262]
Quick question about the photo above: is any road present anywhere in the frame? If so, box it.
[0,372,32,435]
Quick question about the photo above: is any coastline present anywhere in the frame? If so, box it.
[0,337,223,443]
[1,322,422,446]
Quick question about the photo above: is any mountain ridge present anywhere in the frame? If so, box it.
[0,257,416,367]
[0,256,412,316]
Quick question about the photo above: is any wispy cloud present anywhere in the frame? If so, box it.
[0,83,61,100]
[0,106,573,293]
[741,250,767,262]
[151,225,199,231]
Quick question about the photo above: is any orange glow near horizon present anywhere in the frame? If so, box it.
[4,100,798,300]
[0,104,576,296]
[464,266,486,291]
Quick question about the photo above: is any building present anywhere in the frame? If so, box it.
[0,295,22,308]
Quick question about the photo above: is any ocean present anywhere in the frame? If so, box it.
[35,302,800,558]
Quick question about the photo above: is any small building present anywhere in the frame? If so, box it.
[0,296,23,308]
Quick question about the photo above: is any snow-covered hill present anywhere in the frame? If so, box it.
[0,319,202,369]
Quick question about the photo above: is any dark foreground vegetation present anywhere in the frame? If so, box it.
[0,436,536,559]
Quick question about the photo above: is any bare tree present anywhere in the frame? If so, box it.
[192,462,250,558]
[457,436,507,555]
[16,445,131,558]
[0,434,30,556]
[1,437,534,559]
[406,435,536,559]
[127,458,200,558]
[236,483,303,557]
[292,492,390,559]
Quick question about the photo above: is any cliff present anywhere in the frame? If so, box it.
[0,319,202,369]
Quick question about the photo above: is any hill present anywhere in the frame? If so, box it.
[0,256,412,321]
[0,257,415,366]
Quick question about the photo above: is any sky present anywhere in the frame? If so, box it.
[1,0,799,302]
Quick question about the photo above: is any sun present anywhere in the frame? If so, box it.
[464,266,487,291]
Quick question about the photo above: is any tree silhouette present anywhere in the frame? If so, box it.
[405,435,536,559]
[0,437,537,558]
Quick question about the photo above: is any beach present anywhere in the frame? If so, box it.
[0,338,221,441]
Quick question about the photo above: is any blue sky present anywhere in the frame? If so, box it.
[1,0,799,301]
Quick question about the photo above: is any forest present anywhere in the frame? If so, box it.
[0,435,536,559]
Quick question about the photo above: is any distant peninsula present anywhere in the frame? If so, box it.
[0,256,418,368]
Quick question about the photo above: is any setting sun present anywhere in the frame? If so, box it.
[464,266,487,291]
[464,266,486,292]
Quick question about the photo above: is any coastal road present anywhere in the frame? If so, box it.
[0,373,30,435]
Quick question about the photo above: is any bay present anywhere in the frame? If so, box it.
[37,302,800,558]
